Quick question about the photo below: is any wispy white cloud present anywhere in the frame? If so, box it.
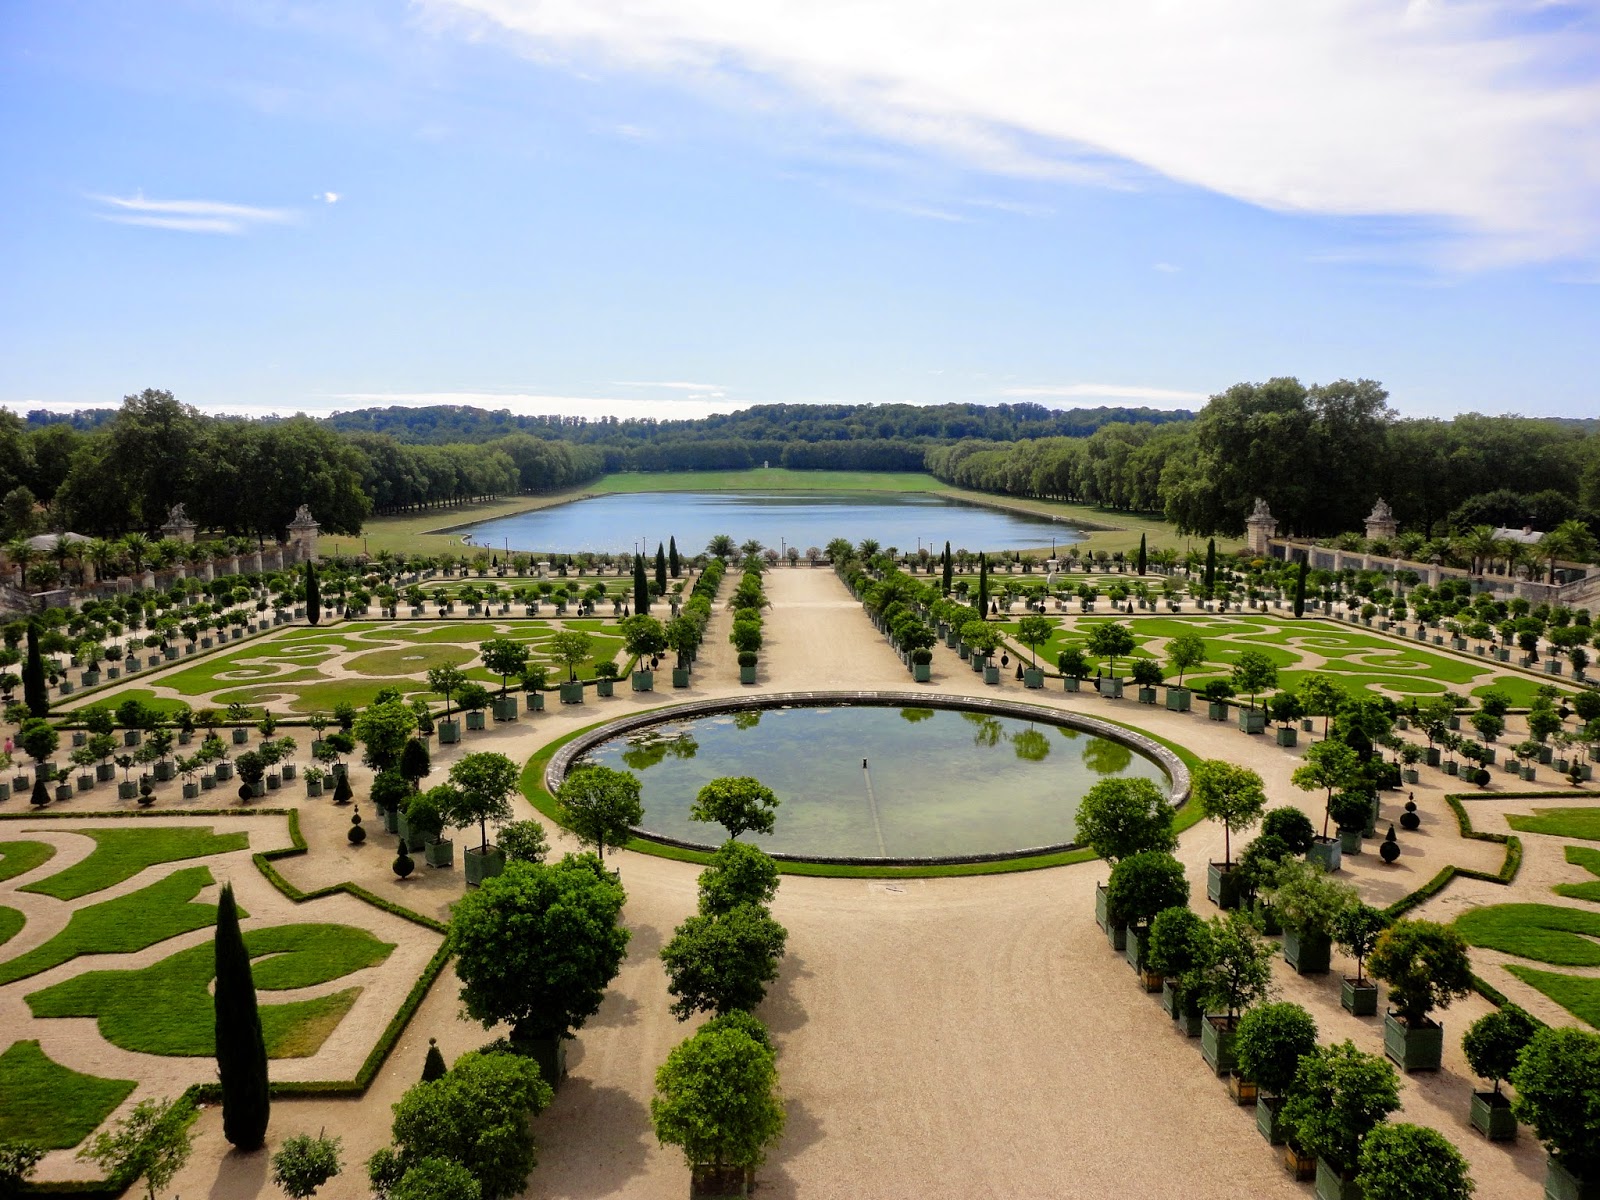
[1153,262,1180,274]
[314,191,340,204]
[90,193,298,235]
[426,0,1600,267]
[1003,383,1208,408]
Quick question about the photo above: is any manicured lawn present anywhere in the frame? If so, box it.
[213,678,430,714]
[0,1040,136,1149]
[0,867,236,986]
[1504,966,1600,1029]
[21,827,249,901]
[0,840,56,883]
[59,688,194,718]
[27,922,394,1057]
[1555,846,1600,903]
[1454,903,1600,967]
[1471,676,1576,707]
[346,644,476,677]
[0,905,22,949]
[1507,808,1600,843]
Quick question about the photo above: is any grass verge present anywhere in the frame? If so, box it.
[0,1041,135,1150]
[21,826,249,901]
[0,840,57,883]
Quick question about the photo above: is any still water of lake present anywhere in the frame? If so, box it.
[454,490,1080,555]
[575,704,1170,860]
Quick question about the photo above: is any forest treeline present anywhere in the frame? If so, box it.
[8,382,1598,542]
[926,378,1600,539]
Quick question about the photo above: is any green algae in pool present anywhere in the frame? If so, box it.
[575,705,1168,860]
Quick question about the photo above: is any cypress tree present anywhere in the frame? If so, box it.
[941,541,952,595]
[1293,560,1308,618]
[421,1038,447,1082]
[977,553,989,617]
[22,622,47,717]
[668,536,680,578]
[1137,533,1147,577]
[305,562,321,627]
[1204,539,1216,595]
[214,882,269,1150]
[655,542,668,592]
[633,554,650,615]
[332,771,352,806]
[30,775,50,808]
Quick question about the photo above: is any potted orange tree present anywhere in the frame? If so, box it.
[1461,1004,1537,1142]
[1076,777,1177,950]
[1193,759,1266,910]
[1196,911,1274,1077]
[1235,1001,1318,1142]
[1367,919,1473,1072]
[1106,851,1189,988]
[1510,1025,1600,1200]
[1334,902,1387,1016]
[1281,1041,1400,1200]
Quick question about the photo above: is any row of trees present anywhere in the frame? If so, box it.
[925,380,1600,539]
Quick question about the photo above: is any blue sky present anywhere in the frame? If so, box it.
[2,0,1597,421]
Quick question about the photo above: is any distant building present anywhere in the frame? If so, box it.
[1492,526,1545,545]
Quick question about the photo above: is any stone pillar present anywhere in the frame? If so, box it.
[1245,498,1277,556]
[242,550,262,574]
[1364,498,1398,543]
[286,505,321,563]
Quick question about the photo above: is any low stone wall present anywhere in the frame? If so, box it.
[545,689,1190,867]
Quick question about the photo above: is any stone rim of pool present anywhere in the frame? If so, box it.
[545,691,1190,867]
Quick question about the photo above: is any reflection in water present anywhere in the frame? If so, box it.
[1083,738,1133,776]
[733,710,763,731]
[961,711,1005,748]
[1011,727,1050,762]
[620,729,700,771]
[900,707,936,724]
[1056,725,1082,740]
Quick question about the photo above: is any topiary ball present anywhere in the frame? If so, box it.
[1405,800,1418,813]
[1380,826,1400,864]
[1400,810,1421,832]
[393,848,414,879]
[348,805,367,845]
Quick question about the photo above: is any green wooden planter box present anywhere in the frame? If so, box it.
[673,667,691,687]
[1206,861,1243,909]
[1306,837,1341,872]
[1239,709,1267,734]
[1544,1156,1599,1200]
[1106,917,1126,953]
[595,679,615,697]
[1276,726,1298,747]
[1470,1091,1517,1141]
[96,762,116,782]
[1063,676,1081,692]
[215,761,234,781]
[466,710,487,729]
[1166,686,1191,712]
[1256,1094,1287,1144]
[1025,668,1045,689]
[1338,827,1363,855]
[493,696,520,721]
[1094,883,1111,933]
[1097,676,1123,698]
[1136,686,1156,704]
[464,845,506,886]
[425,838,454,868]
[741,665,759,684]
[1201,1016,1237,1076]
[632,670,654,692]
[1383,1011,1443,1071]
[1283,928,1331,974]
[1341,977,1378,1016]
[118,781,137,799]
[1207,701,1229,721]
[913,662,932,682]
[1314,1157,1361,1200]
[438,719,460,744]
[305,779,323,797]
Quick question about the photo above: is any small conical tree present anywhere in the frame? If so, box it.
[942,542,952,594]
[1137,533,1147,577]
[29,775,50,808]
[668,536,681,578]
[633,554,651,615]
[977,553,989,616]
[214,882,269,1149]
[305,562,321,627]
[22,622,48,717]
[1293,560,1308,618]
[331,771,352,806]
[1204,538,1217,595]
[655,543,668,592]
[421,1038,447,1082]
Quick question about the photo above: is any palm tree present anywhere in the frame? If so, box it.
[1460,525,1500,576]
[1541,520,1598,583]
[184,541,210,573]
[85,537,119,582]
[5,537,36,589]
[1509,541,1542,582]
[705,534,736,561]
[121,532,151,574]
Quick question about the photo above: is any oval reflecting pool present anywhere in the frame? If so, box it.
[570,703,1171,861]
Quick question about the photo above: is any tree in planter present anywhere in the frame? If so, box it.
[1292,737,1362,837]
[1084,620,1135,676]
[1328,788,1376,839]
[1235,834,1292,910]
[1261,806,1316,856]
[1281,1041,1400,1182]
[399,738,431,791]
[1106,851,1190,934]
[660,903,788,1019]
[442,752,519,854]
[304,561,321,626]
[18,717,58,779]
[555,765,644,863]
[1200,678,1235,710]
[370,1051,552,1200]
[1191,759,1266,868]
[426,665,464,722]
[1015,615,1053,667]
[1075,777,1177,863]
[1367,919,1473,1033]
[76,1096,196,1200]
[477,637,529,698]
[354,697,418,775]
[549,630,594,682]
[1129,656,1165,695]
[960,620,1002,662]
[455,683,491,725]
[1146,906,1211,1008]
[1356,1123,1474,1200]
[651,1016,785,1196]
[1266,859,1356,965]
[1166,631,1206,686]
[1230,649,1278,711]
[1056,646,1091,681]
[691,776,779,840]
[1462,1004,1538,1102]
[698,841,780,916]
[449,855,630,1053]
[271,1131,342,1198]
[1267,690,1303,730]
[235,750,267,801]
[1235,1001,1319,1099]
[1297,673,1342,741]
[1510,1026,1600,1187]
[1335,902,1389,985]
[497,819,549,865]
[619,615,667,672]
[214,882,269,1149]
[1197,910,1275,1023]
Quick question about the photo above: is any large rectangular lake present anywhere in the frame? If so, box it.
[452,490,1082,555]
